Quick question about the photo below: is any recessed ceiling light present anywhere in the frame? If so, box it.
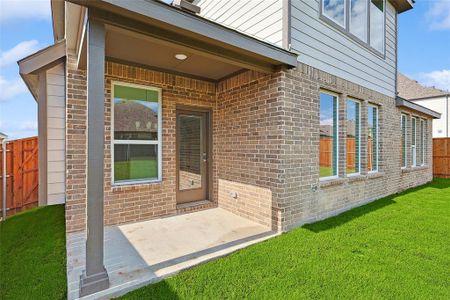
[175,53,188,60]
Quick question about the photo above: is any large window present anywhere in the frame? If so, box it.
[370,0,385,53]
[321,0,385,54]
[347,99,361,175]
[421,119,426,165]
[112,82,162,184]
[401,114,407,168]
[320,91,339,178]
[367,105,379,172]
[350,0,368,42]
[411,117,417,167]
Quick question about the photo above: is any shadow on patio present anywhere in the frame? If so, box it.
[66,208,277,299]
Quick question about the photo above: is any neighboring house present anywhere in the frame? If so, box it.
[17,0,440,296]
[398,73,450,137]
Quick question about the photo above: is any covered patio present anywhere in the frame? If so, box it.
[67,208,277,299]
[63,0,296,297]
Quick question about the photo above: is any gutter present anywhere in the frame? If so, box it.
[396,96,441,119]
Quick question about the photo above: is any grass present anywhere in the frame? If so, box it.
[0,205,66,300]
[115,159,157,181]
[1,181,449,299]
[319,166,333,177]
[120,179,450,299]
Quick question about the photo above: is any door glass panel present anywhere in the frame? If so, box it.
[179,115,202,191]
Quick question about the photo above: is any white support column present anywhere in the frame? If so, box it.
[79,16,109,297]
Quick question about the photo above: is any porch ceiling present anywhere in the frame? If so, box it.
[105,26,242,81]
[70,0,297,78]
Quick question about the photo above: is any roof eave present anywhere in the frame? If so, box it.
[407,94,450,101]
[51,0,65,42]
[67,0,298,69]
[391,0,414,13]
[396,96,441,119]
[17,40,66,102]
[20,73,39,102]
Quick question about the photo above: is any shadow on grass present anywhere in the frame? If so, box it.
[427,178,450,190]
[304,179,449,233]
[303,178,450,233]
[304,197,396,233]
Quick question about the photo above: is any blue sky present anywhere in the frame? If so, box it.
[0,0,449,139]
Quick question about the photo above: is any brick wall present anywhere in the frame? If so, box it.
[103,62,218,227]
[277,63,433,230]
[65,55,87,233]
[65,57,433,233]
[65,58,218,232]
[216,71,285,229]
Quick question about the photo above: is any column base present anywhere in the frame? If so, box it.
[79,267,110,297]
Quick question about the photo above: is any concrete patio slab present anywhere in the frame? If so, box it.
[67,208,277,299]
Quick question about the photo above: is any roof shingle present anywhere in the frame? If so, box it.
[397,73,449,100]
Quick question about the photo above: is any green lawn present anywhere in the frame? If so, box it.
[1,181,449,299]
[120,179,450,299]
[114,159,157,181]
[0,205,66,300]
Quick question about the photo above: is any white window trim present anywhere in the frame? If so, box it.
[411,117,417,167]
[368,104,379,173]
[347,98,361,176]
[421,119,426,166]
[111,81,163,186]
[320,90,340,181]
[401,114,408,169]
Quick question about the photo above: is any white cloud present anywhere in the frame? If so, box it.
[416,69,450,91]
[19,121,37,130]
[426,0,450,30]
[0,120,38,139]
[320,118,334,126]
[0,75,28,102]
[0,0,51,23]
[0,40,39,67]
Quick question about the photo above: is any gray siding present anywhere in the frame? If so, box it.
[46,63,66,204]
[290,0,397,97]
[197,0,283,47]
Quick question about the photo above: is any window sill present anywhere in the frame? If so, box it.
[402,166,428,173]
[319,177,346,188]
[367,171,384,179]
[111,179,162,190]
[347,174,367,182]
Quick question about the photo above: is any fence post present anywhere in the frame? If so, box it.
[2,139,8,220]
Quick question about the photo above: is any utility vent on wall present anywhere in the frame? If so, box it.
[172,0,201,14]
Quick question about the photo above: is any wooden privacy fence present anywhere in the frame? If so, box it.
[433,138,450,178]
[320,137,373,170]
[0,136,39,217]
